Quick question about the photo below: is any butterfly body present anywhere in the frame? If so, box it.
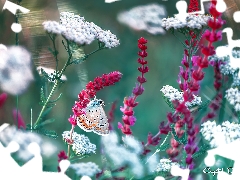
[77,98,109,136]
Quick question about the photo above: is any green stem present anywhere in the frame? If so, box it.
[67,126,74,158]
[34,57,70,128]
[15,7,19,128]
[49,34,59,71]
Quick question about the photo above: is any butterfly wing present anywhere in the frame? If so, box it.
[77,106,101,132]
[93,106,109,136]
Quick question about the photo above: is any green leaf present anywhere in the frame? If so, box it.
[189,100,211,113]
[180,150,188,167]
[40,87,46,105]
[41,107,53,118]
[48,93,62,104]
[37,118,55,127]
[69,155,90,163]
[161,93,175,111]
[159,143,169,151]
[192,144,210,159]
[38,128,58,139]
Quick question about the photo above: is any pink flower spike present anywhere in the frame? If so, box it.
[132,83,144,96]
[118,122,123,129]
[68,115,77,126]
[13,109,26,129]
[123,110,134,116]
[129,116,136,126]
[191,56,199,66]
[181,54,189,68]
[0,93,7,108]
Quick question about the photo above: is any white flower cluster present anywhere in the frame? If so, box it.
[43,12,120,48]
[208,50,240,86]
[200,120,240,148]
[101,132,144,178]
[117,3,167,35]
[162,14,211,30]
[70,162,101,177]
[0,46,33,95]
[145,153,160,174]
[155,158,180,172]
[225,88,240,112]
[37,66,67,82]
[122,135,143,154]
[160,85,202,108]
[62,131,96,155]
[42,21,66,35]
[0,125,57,161]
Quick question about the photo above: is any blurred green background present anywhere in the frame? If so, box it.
[0,0,240,177]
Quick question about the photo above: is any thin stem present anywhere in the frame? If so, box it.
[69,47,103,65]
[34,39,72,128]
[34,80,59,128]
[145,132,170,164]
[15,8,19,128]
[49,34,59,71]
[30,108,33,132]
[67,126,74,158]
[172,32,188,48]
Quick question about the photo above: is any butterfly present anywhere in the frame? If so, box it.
[77,97,109,136]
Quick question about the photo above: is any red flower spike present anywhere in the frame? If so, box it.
[138,44,147,50]
[138,37,148,44]
[138,66,149,73]
[188,80,200,92]
[197,56,209,68]
[132,84,144,96]
[123,110,134,116]
[0,93,7,108]
[13,109,26,129]
[138,58,148,65]
[147,132,161,146]
[119,37,149,135]
[71,71,122,123]
[209,4,221,18]
[137,76,147,83]
[57,150,68,172]
[171,139,179,148]
[192,69,204,81]
[138,50,148,58]
[125,97,139,107]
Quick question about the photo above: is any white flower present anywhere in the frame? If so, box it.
[225,88,240,112]
[208,50,240,86]
[62,131,96,155]
[160,85,202,108]
[155,158,180,172]
[117,3,167,35]
[101,132,144,178]
[42,21,66,34]
[0,125,57,161]
[37,66,67,82]
[145,153,160,174]
[122,135,143,154]
[58,12,120,48]
[70,162,101,177]
[200,120,240,148]
[0,46,33,95]
[162,14,211,30]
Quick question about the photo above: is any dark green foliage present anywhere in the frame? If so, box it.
[192,144,210,159]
